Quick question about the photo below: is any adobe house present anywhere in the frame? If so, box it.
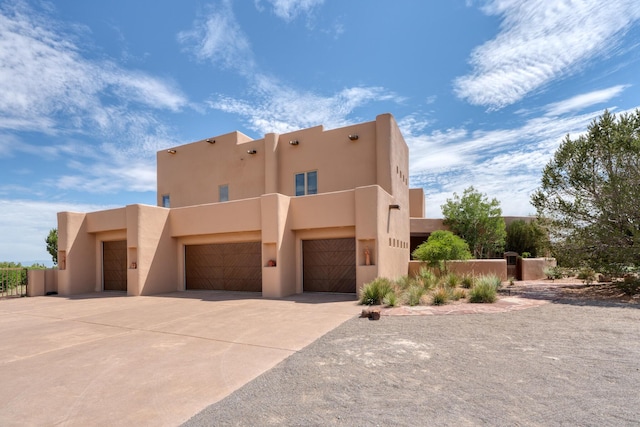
[57,113,428,298]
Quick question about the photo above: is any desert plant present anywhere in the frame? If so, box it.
[460,273,475,289]
[406,284,426,306]
[616,275,640,296]
[394,275,417,291]
[577,266,597,285]
[359,277,393,305]
[382,291,398,307]
[543,266,563,280]
[415,267,438,289]
[478,274,502,290]
[468,282,497,303]
[442,272,460,289]
[469,275,499,303]
[451,288,467,301]
[431,287,450,305]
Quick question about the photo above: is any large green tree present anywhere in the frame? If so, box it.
[45,228,58,265]
[531,110,640,274]
[505,219,549,257]
[441,186,506,259]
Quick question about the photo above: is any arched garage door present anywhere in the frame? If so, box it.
[185,242,262,292]
[303,238,356,293]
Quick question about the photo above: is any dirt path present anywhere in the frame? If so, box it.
[183,298,640,426]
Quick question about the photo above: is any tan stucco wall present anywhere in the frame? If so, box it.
[409,259,508,281]
[57,212,96,295]
[156,114,403,208]
[58,113,412,298]
[521,257,556,281]
[28,269,59,297]
[409,188,425,218]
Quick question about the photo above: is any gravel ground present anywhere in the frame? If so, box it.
[183,300,640,426]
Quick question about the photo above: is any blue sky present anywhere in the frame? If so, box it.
[2,0,640,264]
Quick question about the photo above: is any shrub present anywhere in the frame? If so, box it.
[431,287,450,305]
[469,275,498,303]
[460,274,475,289]
[394,275,415,291]
[442,273,460,289]
[543,266,563,280]
[521,252,531,258]
[415,267,438,289]
[412,230,472,274]
[382,291,398,307]
[451,288,466,301]
[359,277,393,305]
[577,266,596,285]
[406,284,426,306]
[616,275,640,296]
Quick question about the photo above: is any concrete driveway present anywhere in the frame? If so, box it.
[0,291,359,426]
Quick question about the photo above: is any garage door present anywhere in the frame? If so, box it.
[303,238,356,293]
[185,242,262,291]
[103,240,127,291]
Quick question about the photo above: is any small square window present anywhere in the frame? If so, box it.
[219,184,229,202]
[295,171,318,196]
[161,194,170,208]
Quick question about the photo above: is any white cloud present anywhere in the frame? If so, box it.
[455,0,640,109]
[404,108,631,218]
[256,0,325,22]
[0,1,188,135]
[544,85,629,116]
[0,199,117,264]
[211,74,400,134]
[177,0,254,71]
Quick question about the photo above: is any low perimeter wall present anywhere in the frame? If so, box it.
[521,258,557,281]
[27,269,58,297]
[409,259,507,281]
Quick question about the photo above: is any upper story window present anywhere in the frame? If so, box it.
[295,171,317,196]
[219,184,229,202]
[161,194,170,208]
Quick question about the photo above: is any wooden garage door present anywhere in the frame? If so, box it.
[185,242,262,291]
[103,240,127,291]
[303,238,356,293]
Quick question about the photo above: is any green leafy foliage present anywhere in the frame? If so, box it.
[505,220,549,257]
[532,110,640,275]
[359,277,393,305]
[46,228,58,265]
[412,230,471,274]
[468,276,499,303]
[441,186,506,259]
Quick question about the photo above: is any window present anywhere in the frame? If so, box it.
[161,194,170,208]
[219,184,229,202]
[295,171,317,196]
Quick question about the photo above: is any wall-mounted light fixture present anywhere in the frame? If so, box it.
[289,140,299,145]
[247,149,257,154]
[348,134,359,141]
[389,204,400,210]
[206,138,215,144]
[167,149,177,154]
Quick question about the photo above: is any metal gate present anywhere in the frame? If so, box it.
[0,268,28,298]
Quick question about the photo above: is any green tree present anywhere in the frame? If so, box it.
[531,110,640,274]
[441,186,506,259]
[45,228,58,265]
[412,230,472,274]
[505,219,549,257]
